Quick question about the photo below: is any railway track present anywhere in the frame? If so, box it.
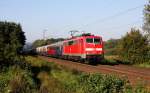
[40,56,150,87]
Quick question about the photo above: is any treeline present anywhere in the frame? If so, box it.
[104,1,150,65]
[104,28,150,64]
[32,38,65,48]
[23,38,65,55]
[0,21,26,67]
[0,21,33,92]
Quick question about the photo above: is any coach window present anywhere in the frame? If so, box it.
[86,38,93,43]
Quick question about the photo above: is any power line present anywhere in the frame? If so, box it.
[101,18,143,31]
[79,4,144,29]
[50,4,144,36]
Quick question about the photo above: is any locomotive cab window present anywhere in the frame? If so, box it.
[86,38,93,43]
[94,38,101,44]
[68,41,74,45]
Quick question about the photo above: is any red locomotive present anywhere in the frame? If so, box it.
[36,33,104,64]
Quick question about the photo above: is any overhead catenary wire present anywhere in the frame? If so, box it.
[100,18,143,31]
[50,4,145,38]
[79,4,144,29]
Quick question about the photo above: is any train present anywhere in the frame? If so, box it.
[36,33,104,64]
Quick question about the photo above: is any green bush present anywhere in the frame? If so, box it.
[118,28,149,64]
[104,39,120,56]
[77,73,126,93]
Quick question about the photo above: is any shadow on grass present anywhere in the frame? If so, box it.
[31,65,52,88]
[99,59,132,66]
[115,59,131,65]
[99,59,119,66]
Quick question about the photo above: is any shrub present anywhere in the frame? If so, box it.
[118,28,149,64]
[0,65,36,93]
[77,73,127,93]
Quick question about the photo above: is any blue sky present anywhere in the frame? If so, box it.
[0,0,147,42]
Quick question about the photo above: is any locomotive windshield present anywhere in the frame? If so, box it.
[86,38,93,43]
[94,38,100,44]
[86,38,101,44]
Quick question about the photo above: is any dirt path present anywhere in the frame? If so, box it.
[39,56,150,87]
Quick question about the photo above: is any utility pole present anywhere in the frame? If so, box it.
[43,29,47,40]
[69,30,79,37]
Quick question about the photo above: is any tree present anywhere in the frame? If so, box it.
[32,39,47,48]
[104,39,120,55]
[143,0,150,63]
[143,0,150,40]
[118,28,149,64]
[0,21,26,65]
[32,38,64,48]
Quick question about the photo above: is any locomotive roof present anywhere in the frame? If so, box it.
[64,35,102,42]
[36,34,102,49]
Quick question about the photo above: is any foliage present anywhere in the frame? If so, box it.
[32,39,47,48]
[78,73,126,93]
[25,56,67,93]
[0,21,26,66]
[23,56,150,93]
[38,71,66,93]
[0,66,36,93]
[143,0,150,40]
[1,56,149,93]
[52,68,80,93]
[143,0,150,67]
[118,28,149,64]
[25,56,130,93]
[100,56,119,65]
[104,39,120,55]
[32,38,64,48]
[134,62,150,68]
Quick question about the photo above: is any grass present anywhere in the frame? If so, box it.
[0,65,36,93]
[28,56,150,93]
[99,55,119,65]
[25,56,128,93]
[134,62,150,68]
[104,55,150,68]
[0,56,149,93]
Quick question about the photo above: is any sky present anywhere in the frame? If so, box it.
[0,0,147,42]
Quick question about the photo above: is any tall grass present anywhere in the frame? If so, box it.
[134,62,150,68]
[25,56,150,93]
[0,65,36,93]
[0,56,149,93]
